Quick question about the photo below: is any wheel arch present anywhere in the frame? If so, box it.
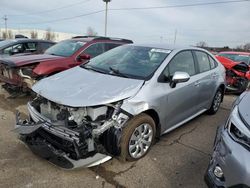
[142,109,161,138]
[219,84,225,102]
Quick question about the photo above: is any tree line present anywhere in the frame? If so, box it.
[196,41,250,52]
[0,28,56,41]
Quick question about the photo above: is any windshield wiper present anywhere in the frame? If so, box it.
[81,64,108,74]
[109,67,129,78]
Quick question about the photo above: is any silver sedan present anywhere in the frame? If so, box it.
[15,44,226,168]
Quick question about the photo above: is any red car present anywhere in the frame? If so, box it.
[0,36,133,94]
[218,51,250,65]
[216,51,250,93]
[216,51,250,79]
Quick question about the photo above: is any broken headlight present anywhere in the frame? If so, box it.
[19,64,38,78]
[227,106,250,148]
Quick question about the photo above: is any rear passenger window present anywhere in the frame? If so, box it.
[83,43,105,58]
[195,51,211,73]
[166,51,196,77]
[105,43,121,51]
[24,42,37,51]
[208,55,217,69]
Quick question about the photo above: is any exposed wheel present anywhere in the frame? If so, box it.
[120,113,156,161]
[207,88,223,115]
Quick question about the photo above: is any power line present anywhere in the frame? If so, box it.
[7,0,92,16]
[109,0,250,11]
[9,0,250,25]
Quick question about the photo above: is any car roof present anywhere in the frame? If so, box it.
[1,39,55,43]
[70,36,133,43]
[131,43,204,51]
[219,51,250,55]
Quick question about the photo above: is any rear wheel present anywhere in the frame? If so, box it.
[207,88,223,115]
[120,113,156,161]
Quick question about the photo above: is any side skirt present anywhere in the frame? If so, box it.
[162,109,207,135]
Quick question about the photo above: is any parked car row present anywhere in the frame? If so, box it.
[1,35,250,187]
[0,36,132,93]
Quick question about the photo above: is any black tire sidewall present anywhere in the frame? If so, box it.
[120,113,156,161]
[208,89,222,114]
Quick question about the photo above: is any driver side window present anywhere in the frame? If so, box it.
[164,51,196,78]
[3,43,24,55]
[82,43,105,58]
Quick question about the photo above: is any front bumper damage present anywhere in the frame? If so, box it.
[18,69,37,89]
[14,103,115,169]
[0,60,37,90]
[205,125,250,188]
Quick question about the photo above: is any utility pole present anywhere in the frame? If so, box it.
[103,0,111,37]
[3,15,8,35]
[174,29,177,45]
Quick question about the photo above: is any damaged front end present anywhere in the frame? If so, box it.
[0,59,38,93]
[14,96,131,169]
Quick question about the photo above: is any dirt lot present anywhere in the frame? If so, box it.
[0,85,236,188]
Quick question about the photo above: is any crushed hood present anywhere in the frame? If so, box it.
[0,54,65,67]
[238,91,250,127]
[32,66,144,107]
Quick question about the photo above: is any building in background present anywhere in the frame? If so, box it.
[0,28,77,42]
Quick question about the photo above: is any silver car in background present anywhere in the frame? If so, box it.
[15,44,225,169]
[205,91,250,187]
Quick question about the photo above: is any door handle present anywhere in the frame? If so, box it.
[194,81,200,87]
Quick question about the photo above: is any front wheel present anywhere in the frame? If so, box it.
[207,89,223,115]
[120,113,156,161]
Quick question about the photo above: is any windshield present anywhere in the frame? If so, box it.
[45,40,85,57]
[82,45,171,80]
[0,40,16,48]
[219,53,250,64]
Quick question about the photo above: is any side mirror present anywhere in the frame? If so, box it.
[78,54,91,61]
[170,71,190,88]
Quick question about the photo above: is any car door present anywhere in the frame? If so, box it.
[193,50,218,110]
[160,50,201,130]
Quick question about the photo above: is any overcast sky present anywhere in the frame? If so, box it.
[0,0,250,47]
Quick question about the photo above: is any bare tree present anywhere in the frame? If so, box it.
[236,45,244,50]
[243,43,250,51]
[86,27,98,36]
[30,30,38,39]
[2,31,7,39]
[1,30,13,39]
[196,41,208,47]
[7,30,13,39]
[44,28,55,41]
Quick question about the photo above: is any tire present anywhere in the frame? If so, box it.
[120,113,156,161]
[207,88,223,115]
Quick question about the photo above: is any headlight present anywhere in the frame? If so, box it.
[227,106,250,148]
[18,64,38,78]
